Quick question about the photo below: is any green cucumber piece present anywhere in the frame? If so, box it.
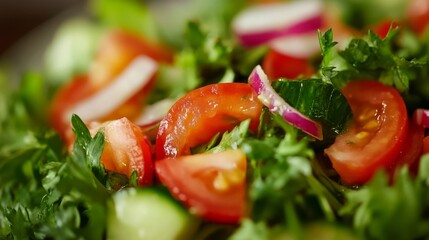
[272,79,352,142]
[107,187,200,240]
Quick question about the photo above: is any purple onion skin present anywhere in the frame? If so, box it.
[415,109,429,128]
[237,15,322,47]
[248,65,323,140]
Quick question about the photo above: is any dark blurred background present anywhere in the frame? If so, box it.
[0,0,86,54]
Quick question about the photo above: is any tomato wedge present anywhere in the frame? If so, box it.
[155,83,263,159]
[92,117,154,186]
[50,30,173,143]
[325,80,408,185]
[50,75,95,144]
[155,149,247,224]
[423,136,429,154]
[407,0,429,35]
[371,20,400,39]
[262,49,315,80]
[393,119,424,172]
[89,29,173,88]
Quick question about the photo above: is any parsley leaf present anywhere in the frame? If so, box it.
[239,114,343,237]
[318,28,427,92]
[340,155,429,240]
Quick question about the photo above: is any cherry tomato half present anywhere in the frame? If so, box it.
[392,119,424,173]
[262,49,315,80]
[325,80,408,185]
[155,149,247,224]
[92,117,154,186]
[155,83,263,159]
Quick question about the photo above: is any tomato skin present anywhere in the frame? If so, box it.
[49,73,148,143]
[423,136,429,154]
[50,30,172,141]
[407,0,429,34]
[262,49,315,80]
[88,29,174,122]
[50,75,95,144]
[89,29,173,88]
[94,118,154,186]
[155,83,263,159]
[372,20,400,39]
[325,80,408,185]
[155,150,247,224]
[391,120,424,174]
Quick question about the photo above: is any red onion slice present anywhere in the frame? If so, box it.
[248,65,323,140]
[66,55,158,122]
[414,109,429,128]
[232,0,323,47]
[269,32,321,58]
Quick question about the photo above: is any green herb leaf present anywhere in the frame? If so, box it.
[340,156,429,240]
[319,28,427,92]
[272,78,353,143]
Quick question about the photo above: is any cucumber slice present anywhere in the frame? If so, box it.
[107,187,200,240]
[272,79,352,142]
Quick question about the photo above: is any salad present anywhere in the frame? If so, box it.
[1,0,429,239]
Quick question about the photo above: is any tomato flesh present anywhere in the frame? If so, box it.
[155,150,247,224]
[155,83,263,159]
[325,80,408,185]
[50,30,173,142]
[92,117,154,186]
[90,29,173,88]
[393,120,424,172]
[423,136,429,154]
[371,20,400,39]
[407,0,429,34]
[50,75,95,144]
[262,49,315,80]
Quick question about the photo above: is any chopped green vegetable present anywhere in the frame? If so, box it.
[318,28,427,92]
[272,78,353,143]
[107,187,200,240]
[44,18,102,87]
[1,0,429,239]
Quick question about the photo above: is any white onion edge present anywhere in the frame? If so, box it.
[248,65,323,140]
[65,55,158,123]
[232,0,323,47]
[269,32,321,58]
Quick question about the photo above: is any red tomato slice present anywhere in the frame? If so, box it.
[155,149,247,224]
[50,73,150,144]
[407,0,429,35]
[392,120,424,173]
[155,83,263,159]
[423,136,429,154]
[50,75,95,144]
[89,29,173,89]
[262,49,315,80]
[325,80,408,185]
[371,20,400,39]
[50,29,172,141]
[92,117,154,186]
